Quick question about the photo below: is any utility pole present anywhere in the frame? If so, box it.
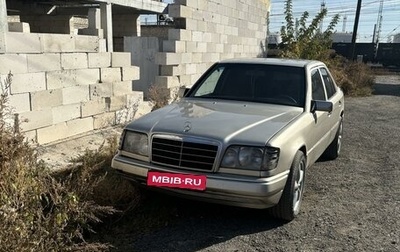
[351,0,362,60]
[342,14,347,32]
[374,0,384,45]
[319,1,326,33]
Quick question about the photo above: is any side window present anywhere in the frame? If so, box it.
[320,68,336,99]
[311,69,326,100]
[192,67,224,96]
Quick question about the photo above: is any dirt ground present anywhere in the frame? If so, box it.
[39,75,400,252]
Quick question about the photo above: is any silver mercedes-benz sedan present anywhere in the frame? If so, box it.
[111,58,344,221]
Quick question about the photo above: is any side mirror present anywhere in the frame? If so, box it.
[311,100,333,113]
[178,86,190,98]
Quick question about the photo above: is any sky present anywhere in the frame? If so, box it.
[269,0,400,42]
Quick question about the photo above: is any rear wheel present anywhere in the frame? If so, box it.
[270,151,306,221]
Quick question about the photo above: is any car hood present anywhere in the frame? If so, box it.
[126,99,303,145]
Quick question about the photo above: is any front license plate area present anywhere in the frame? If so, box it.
[147,171,207,191]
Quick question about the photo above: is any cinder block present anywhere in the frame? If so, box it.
[185,41,197,52]
[99,39,107,52]
[155,76,180,89]
[75,68,100,85]
[41,34,75,53]
[197,20,207,32]
[184,18,198,31]
[75,35,100,52]
[88,52,111,68]
[163,40,186,53]
[155,52,181,65]
[62,86,90,105]
[202,53,219,63]
[27,53,61,73]
[197,42,207,53]
[215,43,224,53]
[78,28,104,37]
[24,130,37,144]
[46,70,76,90]
[202,32,212,43]
[168,4,193,18]
[89,83,113,99]
[207,43,216,52]
[175,0,198,8]
[168,29,192,41]
[31,89,63,110]
[112,81,133,97]
[81,98,106,117]
[66,117,94,138]
[121,66,140,81]
[100,68,121,83]
[184,64,197,75]
[8,93,31,113]
[61,53,88,70]
[111,52,131,67]
[192,31,203,42]
[108,95,127,111]
[178,75,192,86]
[10,72,46,94]
[160,65,182,76]
[115,92,144,124]
[93,112,116,129]
[181,53,192,64]
[220,52,235,60]
[5,33,41,53]
[19,109,53,132]
[37,122,68,144]
[0,54,28,74]
[192,53,203,63]
[52,104,81,124]
[220,15,229,26]
[8,22,30,33]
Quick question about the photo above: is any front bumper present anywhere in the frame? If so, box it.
[111,155,289,209]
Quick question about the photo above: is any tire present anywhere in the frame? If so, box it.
[323,118,343,160]
[270,150,306,221]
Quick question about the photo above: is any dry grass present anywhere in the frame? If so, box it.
[327,57,375,96]
[0,73,138,252]
[148,84,182,111]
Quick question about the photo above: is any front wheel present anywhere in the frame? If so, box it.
[270,151,306,221]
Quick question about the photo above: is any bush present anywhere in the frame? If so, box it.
[276,0,374,96]
[0,73,132,252]
[328,59,375,96]
[148,85,182,111]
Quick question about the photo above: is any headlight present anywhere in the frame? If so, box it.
[221,146,279,171]
[122,131,148,156]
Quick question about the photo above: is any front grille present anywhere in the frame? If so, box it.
[151,137,218,171]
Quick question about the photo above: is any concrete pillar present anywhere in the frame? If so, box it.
[0,0,7,53]
[79,8,104,37]
[88,8,101,30]
[100,2,113,52]
[113,14,140,37]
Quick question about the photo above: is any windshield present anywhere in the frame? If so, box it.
[188,63,306,107]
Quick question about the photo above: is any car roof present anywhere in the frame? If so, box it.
[218,58,324,68]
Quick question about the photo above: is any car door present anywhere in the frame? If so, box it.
[319,67,343,142]
[307,68,331,162]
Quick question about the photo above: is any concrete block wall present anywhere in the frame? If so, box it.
[160,0,269,89]
[1,32,150,145]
